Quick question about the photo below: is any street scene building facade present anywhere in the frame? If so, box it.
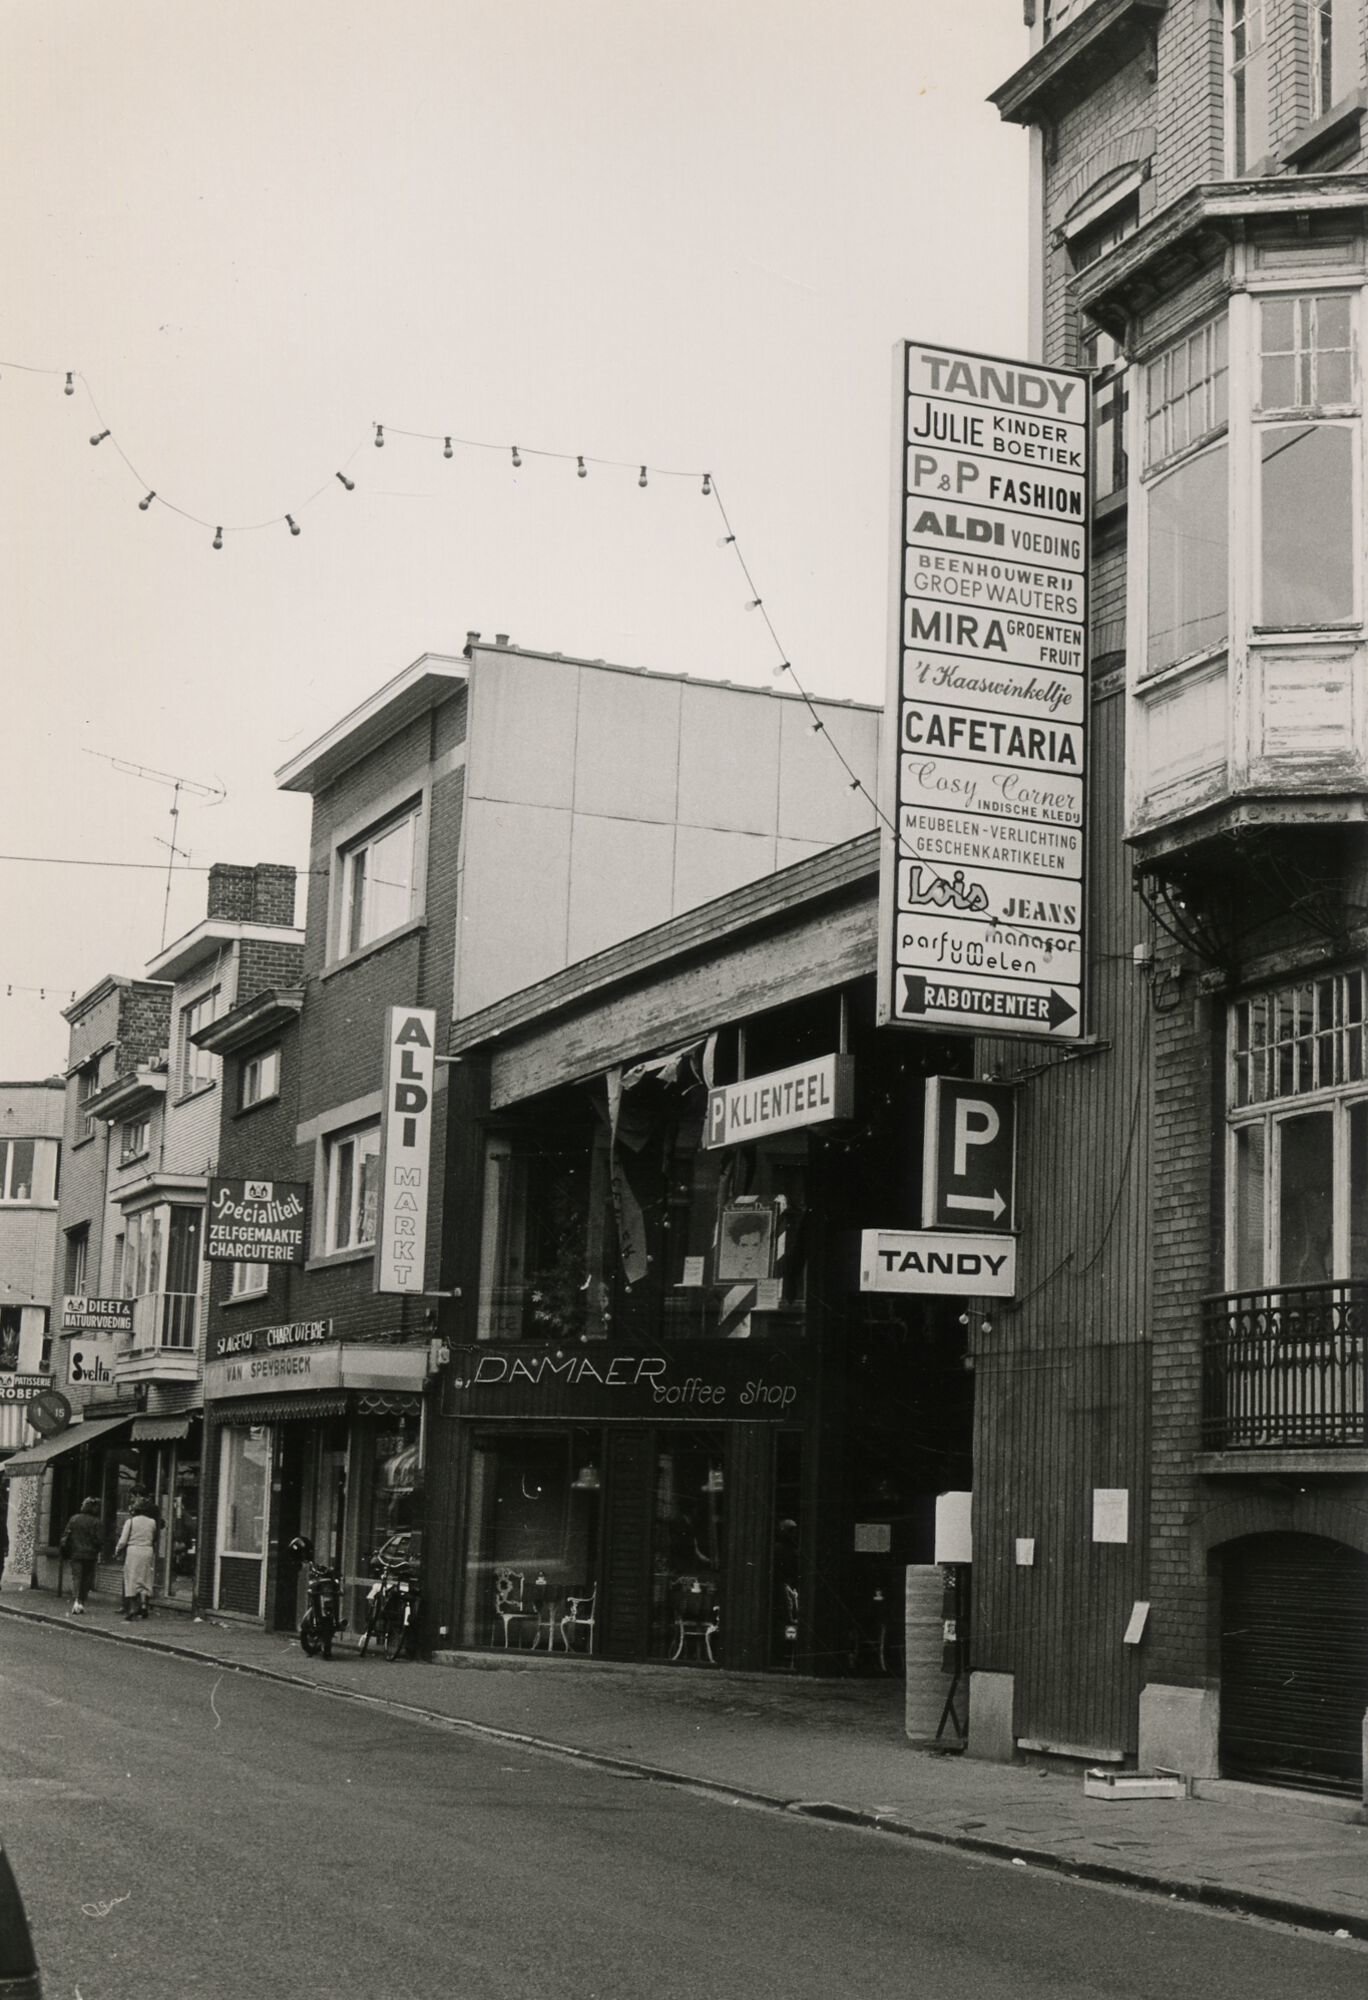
[990,0,1368,1795]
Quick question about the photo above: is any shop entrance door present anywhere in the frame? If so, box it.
[215,1425,272,1618]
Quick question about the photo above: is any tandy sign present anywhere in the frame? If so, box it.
[879,340,1088,1043]
[860,1228,1018,1298]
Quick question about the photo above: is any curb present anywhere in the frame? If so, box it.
[4,1602,1365,1944]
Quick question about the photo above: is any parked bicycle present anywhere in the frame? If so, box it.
[288,1535,342,1661]
[357,1532,421,1661]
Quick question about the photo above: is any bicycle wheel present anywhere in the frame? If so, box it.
[383,1604,408,1662]
[299,1612,321,1659]
[357,1595,381,1657]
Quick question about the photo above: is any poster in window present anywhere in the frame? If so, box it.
[715,1203,775,1283]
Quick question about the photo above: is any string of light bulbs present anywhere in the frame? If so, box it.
[2,356,944,869]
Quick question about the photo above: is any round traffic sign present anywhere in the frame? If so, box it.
[25,1389,71,1438]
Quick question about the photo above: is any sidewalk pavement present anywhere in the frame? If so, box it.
[3,1589,1365,1941]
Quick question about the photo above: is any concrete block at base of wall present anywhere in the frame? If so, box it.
[966,1671,1015,1762]
[1138,1682,1219,1779]
[1362,1711,1367,1812]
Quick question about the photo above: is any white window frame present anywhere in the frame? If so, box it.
[230,1260,269,1299]
[120,1114,150,1165]
[335,799,422,962]
[1226,974,1368,1288]
[240,1046,281,1110]
[323,1120,382,1255]
[1251,287,1361,631]
[178,988,220,1099]
[0,1138,38,1203]
[1227,1,1270,175]
[65,1224,89,1296]
[1309,0,1359,121]
[77,1061,100,1141]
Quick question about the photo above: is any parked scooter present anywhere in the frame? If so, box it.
[288,1535,342,1660]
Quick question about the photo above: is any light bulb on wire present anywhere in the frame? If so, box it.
[286,515,300,537]
[335,471,355,491]
[212,526,223,551]
[374,424,384,447]
[577,456,588,479]
[443,437,453,459]
[89,430,109,447]
[511,445,521,468]
[64,373,74,396]
[701,473,712,496]
[638,466,648,488]
[138,491,156,511]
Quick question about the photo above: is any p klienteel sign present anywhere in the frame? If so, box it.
[878,340,1089,1043]
[375,1005,436,1294]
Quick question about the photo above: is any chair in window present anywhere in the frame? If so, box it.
[493,1568,540,1648]
[669,1575,720,1665]
[781,1583,799,1673]
[558,1583,597,1655]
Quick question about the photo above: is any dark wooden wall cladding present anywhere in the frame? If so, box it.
[601,1428,653,1660]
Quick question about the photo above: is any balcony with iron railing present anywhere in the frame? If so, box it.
[114,1291,200,1385]
[1201,1283,1367,1456]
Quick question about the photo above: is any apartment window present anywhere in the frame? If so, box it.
[123,1209,164,1298]
[179,989,220,1097]
[323,1122,381,1253]
[64,1225,89,1296]
[1309,0,1360,118]
[337,801,421,958]
[0,1139,36,1203]
[120,1115,150,1165]
[1229,2,1270,174]
[1068,194,1140,274]
[240,1047,281,1109]
[1258,294,1357,625]
[1145,316,1229,467]
[1143,314,1231,674]
[77,1062,100,1140]
[1229,974,1368,1286]
[230,1261,269,1298]
[1082,328,1129,503]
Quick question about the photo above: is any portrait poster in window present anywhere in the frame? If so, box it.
[715,1202,775,1284]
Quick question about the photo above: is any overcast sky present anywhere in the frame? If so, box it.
[1,1,1029,1079]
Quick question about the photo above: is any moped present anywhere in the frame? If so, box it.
[288,1534,342,1660]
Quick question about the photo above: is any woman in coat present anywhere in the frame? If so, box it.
[60,1496,103,1614]
[116,1500,157,1620]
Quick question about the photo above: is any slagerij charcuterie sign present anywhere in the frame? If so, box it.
[206,1179,308,1263]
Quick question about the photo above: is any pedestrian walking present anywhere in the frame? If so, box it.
[115,1499,157,1620]
[60,1496,103,1615]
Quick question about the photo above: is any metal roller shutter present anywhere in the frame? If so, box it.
[1220,1532,1368,1796]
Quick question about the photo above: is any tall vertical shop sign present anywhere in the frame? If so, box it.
[878,341,1089,1042]
[375,1005,437,1294]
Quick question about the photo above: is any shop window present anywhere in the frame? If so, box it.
[64,1224,89,1296]
[120,1114,150,1165]
[366,1417,422,1558]
[218,1426,270,1557]
[478,1132,608,1341]
[1228,1,1270,173]
[178,989,219,1098]
[650,1432,726,1664]
[459,1429,603,1649]
[230,1260,268,1298]
[240,1046,281,1109]
[336,799,421,958]
[323,1121,381,1253]
[1227,974,1368,1286]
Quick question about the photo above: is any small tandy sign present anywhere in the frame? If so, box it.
[376,1006,436,1294]
[879,339,1089,1044]
[860,1228,1017,1297]
[704,1055,854,1149]
[61,1296,134,1333]
[206,1180,308,1263]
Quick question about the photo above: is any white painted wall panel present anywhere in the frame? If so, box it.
[676,683,782,835]
[566,813,676,963]
[572,669,681,822]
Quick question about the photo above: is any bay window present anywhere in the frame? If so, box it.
[1256,294,1357,627]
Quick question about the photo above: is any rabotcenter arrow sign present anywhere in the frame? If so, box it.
[878,339,1089,1043]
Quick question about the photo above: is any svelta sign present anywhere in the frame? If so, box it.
[206,1180,308,1263]
[61,1296,133,1333]
[878,340,1089,1043]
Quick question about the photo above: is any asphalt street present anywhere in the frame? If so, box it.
[2,1619,1365,2000]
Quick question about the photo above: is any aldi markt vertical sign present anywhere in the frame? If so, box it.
[878,340,1089,1042]
[375,1005,436,1295]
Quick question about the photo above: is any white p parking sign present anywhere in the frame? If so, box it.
[921,1075,1017,1232]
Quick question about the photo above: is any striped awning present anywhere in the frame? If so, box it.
[212,1391,348,1425]
[131,1414,197,1442]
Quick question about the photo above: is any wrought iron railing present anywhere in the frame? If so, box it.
[1201,1283,1366,1450]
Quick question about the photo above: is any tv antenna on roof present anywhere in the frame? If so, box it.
[81,751,226,950]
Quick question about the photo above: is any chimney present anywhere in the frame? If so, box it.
[252,863,297,929]
[464,629,481,657]
[495,633,510,648]
[206,864,255,922]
